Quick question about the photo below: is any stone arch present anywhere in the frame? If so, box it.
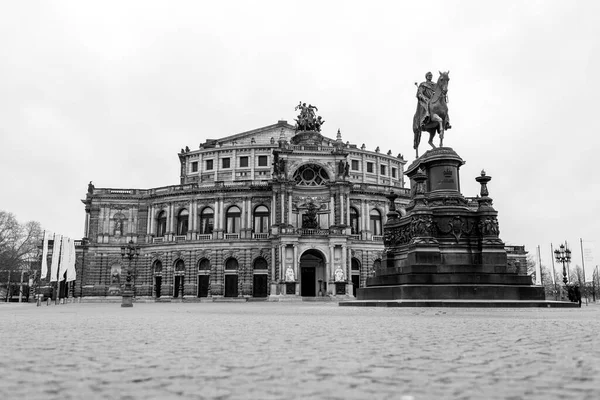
[292,162,332,186]
[298,248,328,297]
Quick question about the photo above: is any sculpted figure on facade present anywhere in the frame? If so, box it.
[285,266,295,282]
[114,218,123,236]
[479,217,500,236]
[294,101,324,132]
[334,265,345,282]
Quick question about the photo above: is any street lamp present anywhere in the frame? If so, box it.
[120,240,140,299]
[554,243,572,285]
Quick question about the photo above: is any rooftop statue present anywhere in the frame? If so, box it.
[294,101,325,132]
[412,71,451,157]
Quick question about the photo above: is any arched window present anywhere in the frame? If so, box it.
[350,207,359,234]
[373,259,381,271]
[153,260,163,274]
[174,259,185,274]
[177,209,189,235]
[198,258,210,271]
[200,208,214,234]
[351,258,361,271]
[253,257,268,270]
[253,205,269,233]
[293,164,330,186]
[225,258,238,270]
[226,206,241,233]
[370,209,382,235]
[157,211,167,237]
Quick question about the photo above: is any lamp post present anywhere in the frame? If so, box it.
[120,240,139,307]
[554,243,572,285]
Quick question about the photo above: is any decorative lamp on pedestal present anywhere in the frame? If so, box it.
[120,240,140,307]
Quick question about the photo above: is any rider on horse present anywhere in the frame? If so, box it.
[415,72,451,132]
[412,71,452,157]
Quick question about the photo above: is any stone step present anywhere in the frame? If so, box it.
[357,284,545,301]
[212,297,248,303]
[378,264,515,275]
[340,299,579,308]
[368,273,533,286]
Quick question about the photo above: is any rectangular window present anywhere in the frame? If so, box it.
[239,156,248,168]
[258,155,268,166]
[206,160,213,170]
[222,158,230,169]
[367,162,373,173]
[380,165,386,175]
[351,160,359,171]
[392,167,397,178]
[191,161,198,172]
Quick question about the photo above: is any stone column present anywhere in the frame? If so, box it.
[84,209,90,238]
[167,203,173,238]
[241,196,246,231]
[271,193,276,227]
[339,191,344,225]
[247,197,252,233]
[345,246,353,296]
[288,191,293,228]
[328,245,334,284]
[362,200,368,239]
[293,245,299,295]
[329,196,334,227]
[280,192,285,225]
[148,204,156,237]
[346,194,350,231]
[214,199,219,231]
[188,200,193,240]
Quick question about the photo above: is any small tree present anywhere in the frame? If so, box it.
[0,211,43,272]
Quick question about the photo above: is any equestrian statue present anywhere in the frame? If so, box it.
[412,71,451,158]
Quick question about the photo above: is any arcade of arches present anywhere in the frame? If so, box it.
[146,252,373,299]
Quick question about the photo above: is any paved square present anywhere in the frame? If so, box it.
[1,302,599,399]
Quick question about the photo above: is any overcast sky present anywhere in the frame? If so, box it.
[1,1,598,279]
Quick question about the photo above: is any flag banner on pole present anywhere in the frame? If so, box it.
[550,244,556,285]
[66,238,77,282]
[49,234,61,282]
[58,237,69,282]
[583,243,595,282]
[40,231,49,279]
[535,246,542,285]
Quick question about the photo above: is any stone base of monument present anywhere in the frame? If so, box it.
[340,148,576,308]
[121,287,133,307]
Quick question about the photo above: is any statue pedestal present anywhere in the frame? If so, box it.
[355,147,547,304]
[121,281,134,307]
[108,285,121,296]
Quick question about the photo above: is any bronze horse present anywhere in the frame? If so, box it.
[413,71,450,157]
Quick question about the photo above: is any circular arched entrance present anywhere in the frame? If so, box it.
[300,249,326,297]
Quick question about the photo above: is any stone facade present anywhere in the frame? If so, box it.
[69,121,529,301]
[76,121,409,300]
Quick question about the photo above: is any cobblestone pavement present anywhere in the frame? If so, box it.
[1,302,599,400]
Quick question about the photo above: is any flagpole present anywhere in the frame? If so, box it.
[55,236,61,305]
[580,238,586,283]
[550,244,558,300]
[536,245,543,286]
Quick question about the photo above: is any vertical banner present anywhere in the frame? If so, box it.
[58,237,69,282]
[583,242,595,282]
[40,231,49,279]
[549,244,556,285]
[66,238,77,282]
[535,245,542,285]
[49,234,62,282]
